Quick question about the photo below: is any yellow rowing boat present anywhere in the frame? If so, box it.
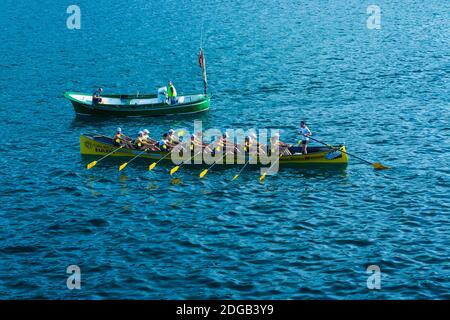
[80,134,349,167]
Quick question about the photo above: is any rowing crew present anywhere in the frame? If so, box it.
[113,128,179,151]
[112,121,312,155]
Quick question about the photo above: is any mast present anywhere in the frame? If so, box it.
[198,21,207,95]
[198,47,207,95]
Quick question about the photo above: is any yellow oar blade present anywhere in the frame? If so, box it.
[118,162,128,171]
[232,174,239,181]
[86,161,97,170]
[259,173,267,182]
[199,169,209,178]
[373,162,390,170]
[178,130,184,136]
[148,162,157,171]
[170,166,180,176]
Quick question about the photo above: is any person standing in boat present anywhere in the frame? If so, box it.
[92,87,103,105]
[113,127,132,148]
[298,121,312,154]
[167,81,177,104]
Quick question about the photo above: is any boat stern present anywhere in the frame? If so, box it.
[80,135,116,156]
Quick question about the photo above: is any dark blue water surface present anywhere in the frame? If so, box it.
[0,0,449,299]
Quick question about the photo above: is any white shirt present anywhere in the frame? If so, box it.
[299,126,311,141]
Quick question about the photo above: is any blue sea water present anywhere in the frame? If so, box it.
[0,0,449,299]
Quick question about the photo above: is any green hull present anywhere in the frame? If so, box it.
[64,92,210,117]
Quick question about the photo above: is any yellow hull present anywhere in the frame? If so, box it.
[80,135,349,166]
[80,135,165,159]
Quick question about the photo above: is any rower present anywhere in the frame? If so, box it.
[92,87,103,105]
[158,133,174,151]
[213,132,227,152]
[142,129,159,150]
[167,81,177,104]
[189,134,203,151]
[195,131,212,153]
[248,133,266,155]
[142,129,150,141]
[143,129,158,144]
[298,121,312,154]
[195,131,206,147]
[221,132,229,149]
[244,136,251,152]
[167,129,180,145]
[113,127,132,148]
[270,134,292,156]
[134,131,150,150]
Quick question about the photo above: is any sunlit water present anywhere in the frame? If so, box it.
[0,0,449,299]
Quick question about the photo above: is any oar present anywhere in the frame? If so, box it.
[148,151,172,171]
[199,152,229,179]
[232,156,252,181]
[259,154,283,183]
[169,149,204,176]
[86,145,123,170]
[305,136,390,170]
[118,148,150,171]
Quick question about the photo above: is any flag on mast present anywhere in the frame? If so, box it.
[198,48,207,95]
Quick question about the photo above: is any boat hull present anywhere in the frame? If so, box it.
[65,92,210,116]
[80,135,349,167]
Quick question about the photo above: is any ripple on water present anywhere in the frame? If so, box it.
[0,0,449,299]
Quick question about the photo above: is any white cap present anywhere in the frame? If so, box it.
[169,129,175,134]
[249,133,257,139]
[138,131,143,135]
[191,134,196,138]
[143,129,149,134]
[117,127,122,132]
[272,133,280,138]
